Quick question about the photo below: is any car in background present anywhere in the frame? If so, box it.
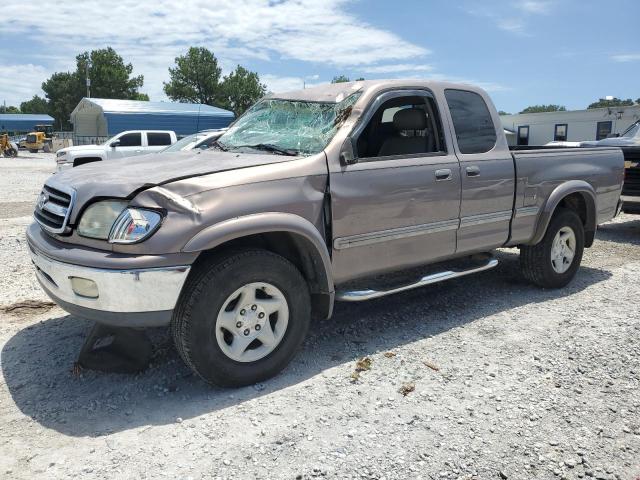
[582,121,640,148]
[55,130,177,171]
[545,122,640,214]
[159,129,227,153]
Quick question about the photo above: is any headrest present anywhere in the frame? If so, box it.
[393,108,427,131]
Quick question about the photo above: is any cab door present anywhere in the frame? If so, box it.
[329,89,462,284]
[443,89,515,253]
[110,132,143,159]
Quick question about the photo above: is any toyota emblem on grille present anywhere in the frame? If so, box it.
[37,192,49,210]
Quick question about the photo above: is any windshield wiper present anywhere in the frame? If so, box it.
[232,143,299,156]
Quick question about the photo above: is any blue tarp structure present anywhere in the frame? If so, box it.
[70,98,235,138]
[0,114,54,133]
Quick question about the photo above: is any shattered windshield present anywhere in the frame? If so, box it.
[621,121,640,139]
[217,92,361,155]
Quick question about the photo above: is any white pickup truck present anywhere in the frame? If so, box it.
[55,130,177,171]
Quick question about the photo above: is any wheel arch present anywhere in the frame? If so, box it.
[182,213,334,319]
[530,180,597,247]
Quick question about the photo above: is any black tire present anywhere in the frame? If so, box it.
[171,249,311,387]
[43,143,51,153]
[520,208,585,288]
[29,149,38,153]
[7,147,18,158]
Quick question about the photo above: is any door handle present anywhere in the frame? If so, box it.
[466,166,480,177]
[435,168,452,181]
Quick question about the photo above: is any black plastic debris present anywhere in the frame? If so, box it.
[76,323,152,374]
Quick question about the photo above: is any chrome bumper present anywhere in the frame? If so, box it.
[29,245,190,326]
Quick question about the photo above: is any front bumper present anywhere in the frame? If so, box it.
[56,160,72,172]
[28,233,191,327]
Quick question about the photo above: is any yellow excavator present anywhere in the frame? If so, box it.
[0,133,18,157]
[24,124,55,153]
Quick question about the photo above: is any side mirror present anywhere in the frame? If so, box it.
[339,137,358,166]
[110,140,120,148]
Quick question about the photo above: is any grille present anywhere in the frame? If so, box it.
[622,147,640,197]
[34,184,75,234]
[623,167,640,196]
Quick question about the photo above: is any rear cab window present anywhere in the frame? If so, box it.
[444,89,497,154]
[147,132,172,146]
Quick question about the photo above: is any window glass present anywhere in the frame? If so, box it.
[117,132,142,147]
[445,89,497,154]
[147,132,172,146]
[554,124,567,142]
[621,121,639,139]
[517,126,529,146]
[596,121,612,141]
[355,94,446,159]
[218,92,361,155]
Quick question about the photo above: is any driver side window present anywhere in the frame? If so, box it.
[355,94,446,160]
[117,133,142,147]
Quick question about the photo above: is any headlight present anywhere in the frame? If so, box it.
[109,208,162,244]
[56,151,66,158]
[77,200,128,239]
[78,200,162,243]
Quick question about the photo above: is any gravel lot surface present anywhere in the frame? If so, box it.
[0,154,639,479]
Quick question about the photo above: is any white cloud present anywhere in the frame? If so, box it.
[261,74,305,94]
[519,0,552,14]
[611,53,640,63]
[464,0,554,36]
[496,18,527,34]
[0,0,429,104]
[0,64,48,107]
[361,64,434,74]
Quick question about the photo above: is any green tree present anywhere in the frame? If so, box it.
[0,105,20,113]
[498,110,511,116]
[587,98,634,109]
[42,72,77,130]
[331,75,350,83]
[76,47,144,99]
[519,104,566,114]
[163,47,223,105]
[219,65,266,116]
[20,95,49,114]
[41,47,146,129]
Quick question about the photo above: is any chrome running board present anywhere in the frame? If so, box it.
[336,255,498,302]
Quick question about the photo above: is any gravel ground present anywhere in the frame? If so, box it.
[0,154,639,479]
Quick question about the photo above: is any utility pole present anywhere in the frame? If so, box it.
[86,60,92,98]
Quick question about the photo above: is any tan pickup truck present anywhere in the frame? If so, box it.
[27,80,624,386]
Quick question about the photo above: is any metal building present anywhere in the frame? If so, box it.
[70,98,235,142]
[501,105,640,146]
[0,114,55,134]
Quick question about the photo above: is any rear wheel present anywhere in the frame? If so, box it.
[172,249,310,387]
[520,208,585,288]
[28,149,38,153]
[3,148,17,157]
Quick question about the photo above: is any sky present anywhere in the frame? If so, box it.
[0,0,638,114]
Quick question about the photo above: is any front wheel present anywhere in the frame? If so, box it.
[520,208,585,288]
[171,249,310,387]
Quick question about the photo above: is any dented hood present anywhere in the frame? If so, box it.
[49,149,299,217]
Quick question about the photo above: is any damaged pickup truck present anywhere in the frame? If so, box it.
[27,80,624,387]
